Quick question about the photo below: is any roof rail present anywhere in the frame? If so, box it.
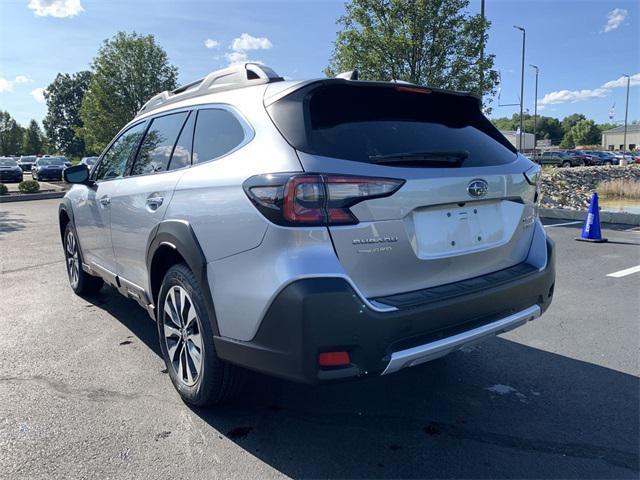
[138,63,283,115]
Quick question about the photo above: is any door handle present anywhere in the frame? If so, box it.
[146,195,164,210]
[99,195,110,206]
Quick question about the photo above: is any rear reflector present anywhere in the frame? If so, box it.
[318,351,351,367]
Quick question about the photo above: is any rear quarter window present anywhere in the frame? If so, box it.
[192,108,246,164]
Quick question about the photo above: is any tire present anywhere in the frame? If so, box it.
[157,263,244,406]
[63,223,103,295]
[562,161,571,168]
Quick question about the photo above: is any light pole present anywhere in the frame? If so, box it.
[530,64,539,156]
[514,26,526,151]
[623,74,630,155]
[479,0,485,105]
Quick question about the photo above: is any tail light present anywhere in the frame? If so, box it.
[243,173,404,226]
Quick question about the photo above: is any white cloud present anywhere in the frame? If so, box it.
[230,33,272,52]
[538,88,608,106]
[601,73,640,89]
[204,38,220,49]
[0,77,13,93]
[225,51,248,65]
[603,8,627,32]
[0,75,33,92]
[538,72,640,106]
[31,88,46,103]
[28,0,84,18]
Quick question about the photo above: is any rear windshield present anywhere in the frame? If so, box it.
[38,158,64,166]
[0,159,17,166]
[267,82,517,167]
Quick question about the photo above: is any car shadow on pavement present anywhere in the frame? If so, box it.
[0,210,31,235]
[92,288,639,479]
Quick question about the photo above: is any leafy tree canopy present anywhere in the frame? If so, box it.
[23,119,45,154]
[0,111,24,156]
[43,71,92,157]
[80,31,178,153]
[325,0,499,107]
[570,119,600,146]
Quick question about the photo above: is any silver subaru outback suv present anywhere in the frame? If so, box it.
[60,63,555,405]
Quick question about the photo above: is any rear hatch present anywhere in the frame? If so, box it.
[266,80,538,299]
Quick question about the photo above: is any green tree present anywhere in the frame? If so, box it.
[561,113,586,136]
[0,111,24,156]
[570,119,600,146]
[560,131,575,149]
[80,32,178,152]
[492,113,563,144]
[22,119,45,154]
[325,0,499,105]
[43,71,92,157]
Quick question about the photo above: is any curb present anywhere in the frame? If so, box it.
[540,207,640,226]
[0,191,65,203]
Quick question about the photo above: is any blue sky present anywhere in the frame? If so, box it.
[0,0,638,127]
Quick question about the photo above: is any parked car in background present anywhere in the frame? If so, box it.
[32,157,66,181]
[59,63,554,406]
[535,150,583,167]
[584,151,616,166]
[80,156,99,168]
[17,155,37,171]
[565,150,593,165]
[0,157,24,183]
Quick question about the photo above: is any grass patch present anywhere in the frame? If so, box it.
[597,179,640,199]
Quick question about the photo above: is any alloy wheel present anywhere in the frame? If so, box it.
[65,230,80,289]
[163,286,203,387]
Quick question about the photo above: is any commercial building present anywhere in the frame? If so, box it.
[500,130,535,151]
[601,124,640,151]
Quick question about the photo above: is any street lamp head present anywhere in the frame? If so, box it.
[529,64,539,71]
[514,25,525,32]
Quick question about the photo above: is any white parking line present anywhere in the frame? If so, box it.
[544,221,583,228]
[607,265,640,278]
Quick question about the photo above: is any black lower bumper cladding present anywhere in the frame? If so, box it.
[214,239,555,384]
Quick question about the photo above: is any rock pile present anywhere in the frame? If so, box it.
[539,164,640,210]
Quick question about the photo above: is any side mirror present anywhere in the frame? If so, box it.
[63,164,91,184]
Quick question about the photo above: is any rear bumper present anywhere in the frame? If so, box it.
[214,238,555,384]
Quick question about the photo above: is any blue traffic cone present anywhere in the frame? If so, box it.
[576,192,607,243]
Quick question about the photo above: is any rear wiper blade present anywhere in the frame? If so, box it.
[369,150,469,165]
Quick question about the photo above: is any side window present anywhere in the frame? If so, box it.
[192,109,245,164]
[130,111,189,176]
[93,122,146,181]
[168,112,195,171]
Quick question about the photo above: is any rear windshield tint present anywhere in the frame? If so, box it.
[267,82,517,167]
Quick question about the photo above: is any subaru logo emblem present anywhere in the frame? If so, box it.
[467,179,488,198]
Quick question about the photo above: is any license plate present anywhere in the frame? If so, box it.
[410,200,523,259]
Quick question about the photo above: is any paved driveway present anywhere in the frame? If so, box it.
[0,200,638,479]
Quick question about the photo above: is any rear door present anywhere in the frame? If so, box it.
[110,110,193,291]
[267,82,538,298]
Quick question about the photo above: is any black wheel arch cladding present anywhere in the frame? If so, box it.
[146,220,220,336]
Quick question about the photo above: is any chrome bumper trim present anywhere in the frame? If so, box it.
[381,304,541,375]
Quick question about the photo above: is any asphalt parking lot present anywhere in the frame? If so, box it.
[1,199,638,479]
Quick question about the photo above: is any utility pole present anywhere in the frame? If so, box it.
[623,74,630,156]
[514,26,526,151]
[479,0,485,106]
[530,64,539,156]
